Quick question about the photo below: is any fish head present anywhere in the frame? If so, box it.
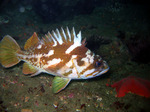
[78,49,109,79]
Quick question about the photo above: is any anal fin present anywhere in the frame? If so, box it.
[52,76,71,93]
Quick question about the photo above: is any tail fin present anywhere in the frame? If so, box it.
[0,35,21,68]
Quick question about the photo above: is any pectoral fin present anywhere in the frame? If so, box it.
[23,62,41,77]
[23,63,37,74]
[52,76,71,93]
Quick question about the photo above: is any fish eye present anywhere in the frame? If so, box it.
[95,61,101,68]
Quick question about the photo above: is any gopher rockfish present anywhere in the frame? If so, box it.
[0,27,109,93]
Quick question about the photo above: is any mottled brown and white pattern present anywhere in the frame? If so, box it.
[15,27,109,79]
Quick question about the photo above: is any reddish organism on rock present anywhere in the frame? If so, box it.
[111,76,150,97]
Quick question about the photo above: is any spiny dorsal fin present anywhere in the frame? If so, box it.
[43,27,82,47]
[24,32,39,50]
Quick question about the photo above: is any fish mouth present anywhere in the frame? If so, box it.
[103,61,109,71]
[97,61,109,76]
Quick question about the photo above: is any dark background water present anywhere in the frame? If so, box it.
[0,0,149,23]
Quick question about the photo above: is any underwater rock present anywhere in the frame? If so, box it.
[0,16,9,25]
[117,31,150,63]
[86,35,111,51]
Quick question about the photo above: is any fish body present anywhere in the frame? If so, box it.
[0,27,109,93]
